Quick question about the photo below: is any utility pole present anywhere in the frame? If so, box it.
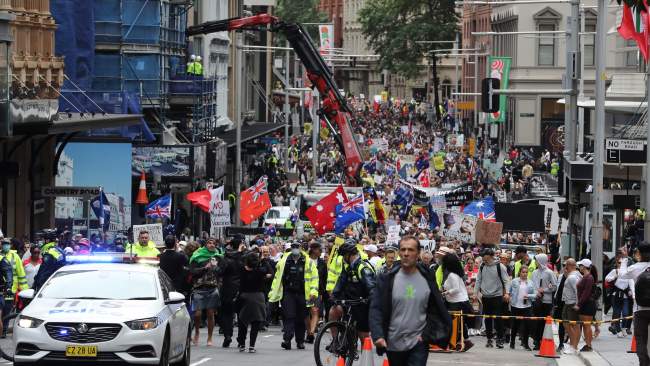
[235,31,243,226]
[432,53,441,123]
[591,0,606,282]
[284,41,291,173]
[577,6,586,154]
[565,0,580,162]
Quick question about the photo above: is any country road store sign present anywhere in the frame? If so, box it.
[41,186,100,197]
[605,139,646,164]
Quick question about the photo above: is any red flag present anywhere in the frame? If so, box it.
[305,185,348,235]
[240,176,272,225]
[186,190,211,212]
[618,3,649,61]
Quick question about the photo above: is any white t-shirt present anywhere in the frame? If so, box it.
[443,272,469,303]
[513,280,531,308]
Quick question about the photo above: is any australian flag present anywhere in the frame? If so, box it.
[334,194,366,233]
[392,182,414,219]
[91,190,111,231]
[463,196,496,222]
[146,194,172,219]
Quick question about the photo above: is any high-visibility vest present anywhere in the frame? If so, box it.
[193,62,203,76]
[125,241,160,257]
[514,259,536,279]
[550,162,559,176]
[6,250,28,295]
[268,252,319,304]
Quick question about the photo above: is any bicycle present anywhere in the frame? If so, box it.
[314,298,367,366]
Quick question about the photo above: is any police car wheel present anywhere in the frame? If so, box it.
[159,330,170,366]
[172,328,191,366]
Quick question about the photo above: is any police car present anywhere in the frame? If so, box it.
[12,260,192,365]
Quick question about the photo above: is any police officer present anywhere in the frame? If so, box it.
[1,237,28,328]
[0,240,12,338]
[33,229,66,291]
[125,230,160,258]
[268,242,318,350]
[332,241,376,339]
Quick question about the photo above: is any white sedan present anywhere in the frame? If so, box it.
[12,263,192,366]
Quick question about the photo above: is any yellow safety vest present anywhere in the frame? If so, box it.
[6,250,28,295]
[125,241,161,257]
[268,252,319,304]
[514,259,537,280]
[326,239,368,292]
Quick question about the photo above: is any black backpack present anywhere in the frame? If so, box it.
[590,284,602,301]
[635,267,650,307]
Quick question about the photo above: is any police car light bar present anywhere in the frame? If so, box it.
[65,253,160,266]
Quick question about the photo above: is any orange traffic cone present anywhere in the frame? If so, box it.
[359,338,375,366]
[381,358,389,366]
[535,316,560,358]
[335,356,345,366]
[628,336,637,353]
[136,171,148,204]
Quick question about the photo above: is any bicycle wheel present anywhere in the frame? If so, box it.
[0,312,19,363]
[314,321,347,366]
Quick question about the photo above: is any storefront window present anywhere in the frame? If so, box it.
[541,98,565,153]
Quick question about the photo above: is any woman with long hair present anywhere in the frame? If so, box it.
[441,253,474,351]
[236,252,271,353]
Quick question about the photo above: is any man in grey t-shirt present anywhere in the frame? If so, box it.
[370,236,451,366]
[388,267,430,351]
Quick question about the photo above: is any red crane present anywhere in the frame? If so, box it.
[187,14,363,186]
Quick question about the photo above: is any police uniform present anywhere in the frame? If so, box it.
[33,242,66,290]
[268,251,318,346]
[332,256,376,332]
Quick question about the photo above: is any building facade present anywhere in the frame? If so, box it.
[318,0,343,48]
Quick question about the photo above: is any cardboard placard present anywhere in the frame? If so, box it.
[386,225,401,246]
[475,220,504,245]
[133,224,164,246]
[433,209,477,242]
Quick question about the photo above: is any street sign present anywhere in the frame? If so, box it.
[605,139,646,164]
[41,186,100,197]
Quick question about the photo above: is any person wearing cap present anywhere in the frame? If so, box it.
[514,245,536,279]
[575,258,597,352]
[530,253,557,350]
[379,245,399,274]
[434,246,455,290]
[268,242,319,350]
[365,244,381,270]
[187,54,196,74]
[474,248,510,349]
[560,258,582,354]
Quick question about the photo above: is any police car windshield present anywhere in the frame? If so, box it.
[38,270,158,300]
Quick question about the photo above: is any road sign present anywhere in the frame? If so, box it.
[41,186,100,197]
[605,139,646,164]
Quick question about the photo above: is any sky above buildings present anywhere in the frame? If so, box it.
[63,142,132,202]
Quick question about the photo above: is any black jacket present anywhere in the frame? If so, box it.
[332,257,376,301]
[369,263,451,348]
[160,250,189,294]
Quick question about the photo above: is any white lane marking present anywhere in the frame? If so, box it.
[263,334,274,338]
[190,357,212,366]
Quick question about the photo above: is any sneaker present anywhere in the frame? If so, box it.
[297,343,305,350]
[523,344,532,351]
[580,345,593,352]
[562,346,575,355]
[608,326,617,335]
[305,334,315,344]
[281,341,291,350]
[618,331,627,338]
[249,347,256,353]
[627,328,633,335]
[556,344,564,353]
[496,340,504,349]
[222,338,231,348]
[239,344,246,352]
[486,339,494,348]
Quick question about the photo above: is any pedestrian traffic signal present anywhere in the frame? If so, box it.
[481,78,500,113]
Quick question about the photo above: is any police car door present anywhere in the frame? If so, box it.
[158,271,186,358]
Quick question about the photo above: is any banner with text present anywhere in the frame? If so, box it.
[487,56,512,123]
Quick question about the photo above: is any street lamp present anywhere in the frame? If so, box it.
[0,11,12,137]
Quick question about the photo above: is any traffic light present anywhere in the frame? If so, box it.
[481,78,500,113]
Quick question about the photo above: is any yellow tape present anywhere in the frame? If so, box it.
[448,311,634,325]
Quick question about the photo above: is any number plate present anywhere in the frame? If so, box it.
[65,345,98,357]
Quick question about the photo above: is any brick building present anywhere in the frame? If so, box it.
[318,0,343,48]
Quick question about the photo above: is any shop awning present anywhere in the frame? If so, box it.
[219,123,285,147]
[12,113,143,135]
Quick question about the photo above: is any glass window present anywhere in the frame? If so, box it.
[538,24,556,66]
[38,270,158,300]
[541,98,565,120]
[626,39,639,66]
[158,270,173,299]
[584,23,595,66]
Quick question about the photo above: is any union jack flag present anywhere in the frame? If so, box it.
[247,176,268,202]
[340,194,364,213]
[334,194,365,233]
[145,194,172,219]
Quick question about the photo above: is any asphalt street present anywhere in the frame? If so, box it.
[188,326,557,366]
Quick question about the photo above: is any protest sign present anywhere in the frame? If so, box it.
[386,225,400,246]
[420,239,436,253]
[133,224,164,246]
[210,200,231,228]
[433,209,476,242]
[475,220,504,245]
